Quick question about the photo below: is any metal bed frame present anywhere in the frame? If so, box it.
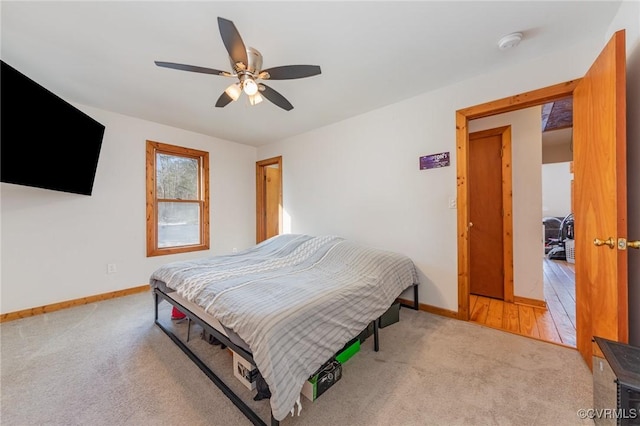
[153,282,419,426]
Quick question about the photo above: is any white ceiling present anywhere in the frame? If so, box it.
[1,1,622,147]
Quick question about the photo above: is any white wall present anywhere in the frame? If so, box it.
[258,35,609,312]
[0,106,256,313]
[542,162,572,218]
[542,141,573,164]
[469,107,545,301]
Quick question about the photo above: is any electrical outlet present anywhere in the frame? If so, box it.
[107,263,117,274]
[232,248,238,254]
[448,197,457,209]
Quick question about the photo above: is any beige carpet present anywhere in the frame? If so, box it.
[0,292,593,425]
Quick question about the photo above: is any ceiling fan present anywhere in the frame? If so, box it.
[155,17,322,111]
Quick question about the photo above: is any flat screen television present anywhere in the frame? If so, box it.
[1,60,106,196]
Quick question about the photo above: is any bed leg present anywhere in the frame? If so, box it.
[373,319,379,352]
[186,318,192,342]
[271,412,279,426]
[154,291,159,321]
[400,283,420,311]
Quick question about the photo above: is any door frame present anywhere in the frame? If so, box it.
[256,156,282,243]
[456,80,580,320]
[468,125,514,302]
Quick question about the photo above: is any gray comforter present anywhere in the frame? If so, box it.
[149,234,419,421]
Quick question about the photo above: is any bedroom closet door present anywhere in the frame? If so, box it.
[468,126,513,301]
[256,156,282,243]
[265,166,280,239]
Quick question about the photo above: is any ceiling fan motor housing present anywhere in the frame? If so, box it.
[231,46,263,75]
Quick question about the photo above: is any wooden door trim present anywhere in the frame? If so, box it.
[256,156,282,243]
[469,125,514,302]
[457,79,580,320]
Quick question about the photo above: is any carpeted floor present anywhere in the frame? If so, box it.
[0,292,593,425]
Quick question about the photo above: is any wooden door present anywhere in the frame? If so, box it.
[469,128,505,299]
[256,156,282,243]
[265,166,280,239]
[574,30,628,365]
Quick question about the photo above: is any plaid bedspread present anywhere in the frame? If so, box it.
[150,234,419,420]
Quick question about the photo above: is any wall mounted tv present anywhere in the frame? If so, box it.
[1,60,106,196]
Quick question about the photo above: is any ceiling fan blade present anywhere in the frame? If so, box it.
[217,17,248,69]
[215,91,234,108]
[259,84,294,111]
[260,65,321,80]
[155,61,229,76]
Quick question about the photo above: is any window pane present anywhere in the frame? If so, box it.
[158,202,200,248]
[156,153,198,200]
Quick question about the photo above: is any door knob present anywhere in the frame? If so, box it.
[593,237,615,249]
[628,240,640,249]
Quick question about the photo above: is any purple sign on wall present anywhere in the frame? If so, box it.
[420,151,450,170]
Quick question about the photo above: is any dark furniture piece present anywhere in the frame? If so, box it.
[593,336,640,425]
[543,216,563,253]
[546,213,574,260]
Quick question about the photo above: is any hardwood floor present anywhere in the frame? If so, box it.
[470,258,576,347]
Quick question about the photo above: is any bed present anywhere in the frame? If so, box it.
[150,234,419,425]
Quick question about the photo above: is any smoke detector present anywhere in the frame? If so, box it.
[498,32,523,50]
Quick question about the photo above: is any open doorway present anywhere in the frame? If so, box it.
[541,98,576,347]
[464,102,576,347]
[458,30,628,367]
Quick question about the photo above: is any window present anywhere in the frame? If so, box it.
[146,140,209,256]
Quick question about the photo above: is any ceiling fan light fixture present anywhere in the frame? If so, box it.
[225,83,242,101]
[249,93,263,106]
[242,77,259,96]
